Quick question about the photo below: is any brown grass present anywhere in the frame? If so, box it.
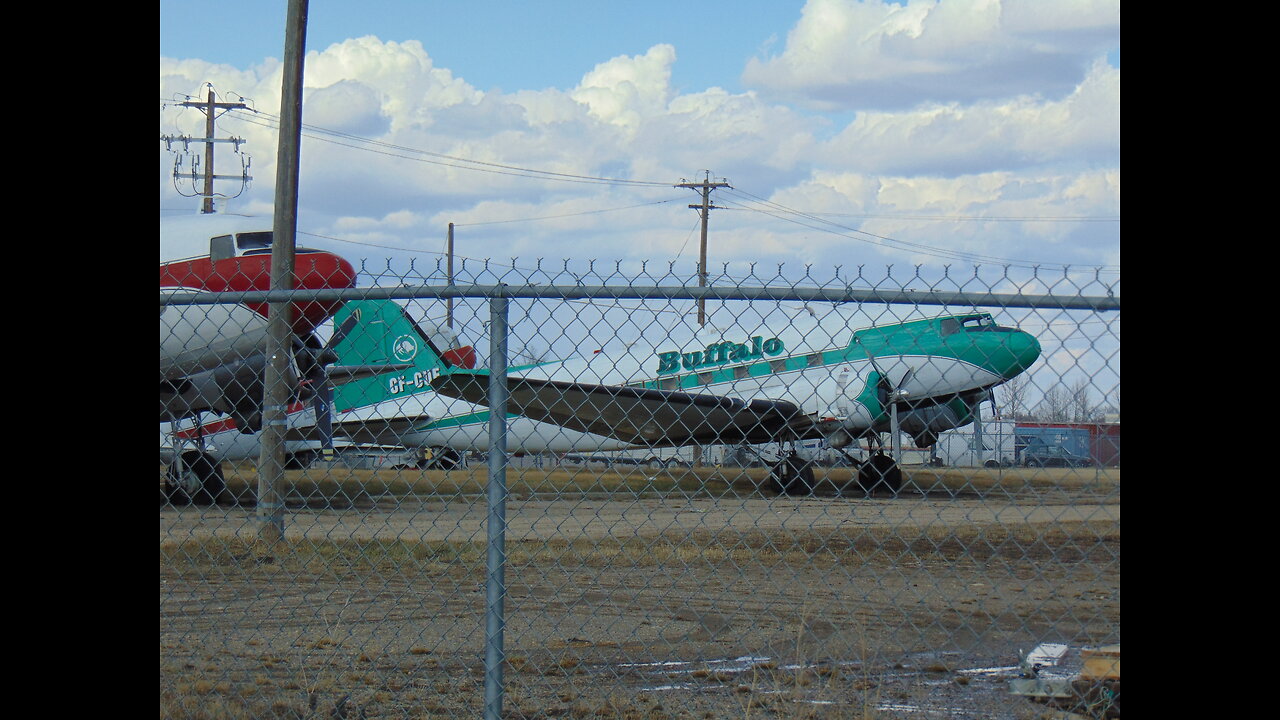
[169,461,1119,505]
[161,518,1118,577]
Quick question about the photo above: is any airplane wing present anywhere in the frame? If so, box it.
[431,372,812,446]
[283,414,432,445]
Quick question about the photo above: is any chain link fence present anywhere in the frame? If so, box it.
[161,259,1120,719]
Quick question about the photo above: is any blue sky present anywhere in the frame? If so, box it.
[161,0,1120,280]
[161,1,807,97]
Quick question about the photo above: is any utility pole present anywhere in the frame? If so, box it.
[258,0,309,543]
[161,85,250,213]
[675,172,730,326]
[446,222,455,329]
[675,173,729,468]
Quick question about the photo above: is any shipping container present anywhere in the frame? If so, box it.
[1015,422,1121,467]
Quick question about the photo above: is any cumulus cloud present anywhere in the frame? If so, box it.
[817,58,1120,176]
[571,45,676,132]
[742,0,1120,111]
[305,80,389,137]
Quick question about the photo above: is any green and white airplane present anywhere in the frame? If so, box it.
[430,310,1042,494]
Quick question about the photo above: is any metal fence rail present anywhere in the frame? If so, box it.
[160,264,1120,719]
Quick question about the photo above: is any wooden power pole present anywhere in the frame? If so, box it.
[447,222,455,329]
[162,86,249,213]
[675,172,730,326]
[675,172,729,467]
[258,0,309,542]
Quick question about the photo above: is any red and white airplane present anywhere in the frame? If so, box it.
[160,213,359,435]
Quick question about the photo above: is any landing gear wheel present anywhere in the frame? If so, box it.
[434,448,462,470]
[858,452,902,496]
[769,455,816,496]
[165,451,226,506]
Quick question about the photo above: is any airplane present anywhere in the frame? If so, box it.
[160,213,407,503]
[429,311,1042,496]
[161,298,631,504]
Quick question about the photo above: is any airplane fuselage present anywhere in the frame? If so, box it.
[429,312,1041,452]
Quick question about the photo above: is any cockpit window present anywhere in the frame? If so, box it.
[940,318,961,336]
[236,232,273,252]
[960,315,1014,332]
[235,231,319,255]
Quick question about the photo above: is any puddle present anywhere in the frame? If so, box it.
[956,665,1020,676]
[602,645,1104,719]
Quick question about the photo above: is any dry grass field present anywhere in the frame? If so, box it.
[160,463,1120,719]
[168,461,1119,505]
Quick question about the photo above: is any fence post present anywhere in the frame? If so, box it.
[483,293,509,720]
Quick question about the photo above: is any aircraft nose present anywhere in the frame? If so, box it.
[1001,329,1041,378]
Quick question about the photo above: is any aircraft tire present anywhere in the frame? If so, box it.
[768,459,792,495]
[165,451,226,506]
[797,462,816,495]
[770,457,816,496]
[858,452,902,496]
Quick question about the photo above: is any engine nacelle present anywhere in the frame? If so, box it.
[159,344,307,432]
[895,402,971,447]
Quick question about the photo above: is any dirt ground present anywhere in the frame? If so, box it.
[160,469,1120,719]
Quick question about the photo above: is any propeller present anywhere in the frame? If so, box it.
[852,336,914,458]
[298,310,361,458]
[852,337,913,413]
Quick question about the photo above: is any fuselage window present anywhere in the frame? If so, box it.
[807,353,824,367]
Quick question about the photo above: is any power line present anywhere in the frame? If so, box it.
[222,106,671,188]
[453,199,681,226]
[719,187,1120,272]
[159,100,1118,272]
[735,208,1119,223]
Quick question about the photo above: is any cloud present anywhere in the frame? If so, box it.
[742,0,1120,111]
[570,44,676,132]
[305,80,389,137]
[817,58,1119,176]
[161,23,1117,278]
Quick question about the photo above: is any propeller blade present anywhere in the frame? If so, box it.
[313,381,334,453]
[852,336,893,409]
[327,309,360,352]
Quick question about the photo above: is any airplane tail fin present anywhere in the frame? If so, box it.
[330,300,477,410]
